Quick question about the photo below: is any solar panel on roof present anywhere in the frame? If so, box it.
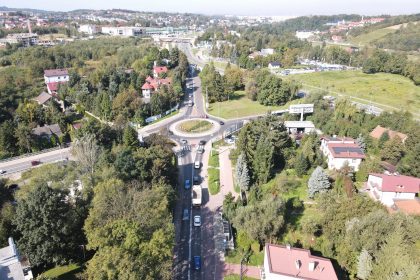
[332,147,363,155]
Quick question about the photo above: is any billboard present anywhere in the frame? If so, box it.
[289,104,314,114]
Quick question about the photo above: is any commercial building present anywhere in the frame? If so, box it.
[261,243,338,280]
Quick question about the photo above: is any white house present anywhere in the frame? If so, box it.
[366,173,420,207]
[101,26,143,37]
[79,24,98,35]
[44,69,69,84]
[0,237,33,280]
[320,136,364,171]
[261,243,338,280]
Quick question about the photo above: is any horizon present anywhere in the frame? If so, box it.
[1,0,420,16]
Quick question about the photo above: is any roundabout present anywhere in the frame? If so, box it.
[170,118,221,138]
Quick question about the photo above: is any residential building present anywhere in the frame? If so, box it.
[44,69,69,84]
[32,124,63,140]
[33,91,65,112]
[366,173,420,211]
[141,76,172,98]
[153,65,168,78]
[268,62,281,69]
[0,237,33,280]
[0,33,38,47]
[79,24,98,35]
[370,125,408,143]
[261,243,338,280]
[320,136,365,171]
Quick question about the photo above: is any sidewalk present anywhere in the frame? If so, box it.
[223,263,261,279]
[218,147,239,199]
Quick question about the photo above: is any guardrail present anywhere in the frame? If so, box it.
[0,143,71,164]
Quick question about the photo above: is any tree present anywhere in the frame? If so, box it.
[378,131,390,147]
[295,153,310,177]
[123,125,139,148]
[235,153,250,191]
[14,184,82,266]
[381,137,405,165]
[357,249,372,280]
[71,134,101,183]
[356,134,366,153]
[233,196,285,245]
[308,166,331,198]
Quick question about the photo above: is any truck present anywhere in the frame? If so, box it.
[192,185,202,207]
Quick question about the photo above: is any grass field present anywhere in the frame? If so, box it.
[208,150,220,195]
[40,264,82,280]
[224,275,259,280]
[285,70,420,115]
[349,27,396,45]
[177,120,213,133]
[207,91,287,119]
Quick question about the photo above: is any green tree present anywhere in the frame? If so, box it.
[357,249,372,280]
[295,153,310,177]
[308,166,330,199]
[235,152,250,191]
[381,137,405,165]
[123,125,139,149]
[14,184,82,266]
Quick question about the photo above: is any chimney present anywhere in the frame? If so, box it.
[295,260,301,270]
[309,261,316,271]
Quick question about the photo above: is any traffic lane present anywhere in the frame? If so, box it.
[0,152,70,175]
[191,205,202,280]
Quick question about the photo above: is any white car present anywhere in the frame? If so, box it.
[0,169,5,174]
[194,215,201,227]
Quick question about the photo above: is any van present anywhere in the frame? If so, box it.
[194,161,200,169]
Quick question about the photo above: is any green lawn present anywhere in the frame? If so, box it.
[349,27,396,46]
[208,91,288,119]
[40,264,82,280]
[225,249,264,266]
[208,167,220,195]
[285,70,420,115]
[177,120,213,133]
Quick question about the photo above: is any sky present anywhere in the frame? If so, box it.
[2,0,420,16]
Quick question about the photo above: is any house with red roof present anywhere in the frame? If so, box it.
[370,125,408,143]
[262,243,338,280]
[141,76,172,98]
[44,69,69,94]
[153,65,168,78]
[320,136,365,171]
[366,173,420,209]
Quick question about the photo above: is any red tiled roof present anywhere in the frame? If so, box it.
[327,143,365,159]
[393,199,420,215]
[47,82,66,92]
[370,125,407,142]
[141,82,153,90]
[146,76,154,83]
[265,244,338,280]
[153,66,168,74]
[369,173,420,193]
[44,69,68,77]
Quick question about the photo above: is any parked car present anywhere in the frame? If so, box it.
[185,179,191,190]
[182,209,189,221]
[193,256,201,270]
[194,215,201,227]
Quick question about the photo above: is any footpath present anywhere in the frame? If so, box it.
[223,263,261,279]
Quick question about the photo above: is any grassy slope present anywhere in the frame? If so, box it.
[349,27,396,45]
[285,70,420,115]
[207,91,290,119]
[40,264,82,280]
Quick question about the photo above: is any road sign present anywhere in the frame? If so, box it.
[289,104,314,114]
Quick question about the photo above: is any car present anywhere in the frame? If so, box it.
[225,138,235,144]
[31,160,40,166]
[181,139,188,145]
[219,121,225,125]
[182,209,189,221]
[194,161,200,169]
[199,140,206,146]
[193,176,200,184]
[0,170,5,174]
[194,215,201,227]
[184,179,191,190]
[193,256,201,270]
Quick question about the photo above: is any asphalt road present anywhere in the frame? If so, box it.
[0,147,71,177]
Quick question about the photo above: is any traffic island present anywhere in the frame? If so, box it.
[169,118,221,138]
[177,119,213,133]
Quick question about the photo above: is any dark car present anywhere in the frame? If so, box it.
[193,256,201,270]
[184,179,191,190]
[219,121,225,125]
[31,160,40,166]
[193,176,200,184]
[199,140,206,146]
[182,209,189,221]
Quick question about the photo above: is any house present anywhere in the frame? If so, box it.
[141,76,172,98]
[31,124,63,139]
[268,62,281,69]
[284,121,316,135]
[370,125,408,143]
[0,237,33,280]
[320,136,365,171]
[153,65,168,78]
[78,24,98,35]
[33,92,53,106]
[44,69,69,84]
[366,173,420,210]
[261,243,338,280]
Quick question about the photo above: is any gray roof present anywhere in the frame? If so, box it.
[44,69,68,77]
[0,239,27,280]
[33,92,52,105]
[32,124,63,138]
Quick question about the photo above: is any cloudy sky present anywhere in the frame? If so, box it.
[2,0,420,16]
